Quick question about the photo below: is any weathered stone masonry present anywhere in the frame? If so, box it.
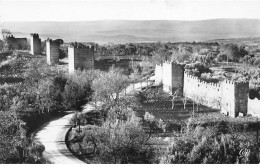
[155,62,249,117]
[30,33,41,55]
[68,45,94,74]
[161,61,184,95]
[6,35,28,50]
[46,39,60,65]
[155,64,163,85]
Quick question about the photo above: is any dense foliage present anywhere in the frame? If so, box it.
[160,121,258,164]
[0,112,45,164]
[81,108,157,164]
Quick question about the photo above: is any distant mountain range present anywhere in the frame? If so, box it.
[1,19,260,43]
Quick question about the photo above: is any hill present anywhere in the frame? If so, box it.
[1,19,260,43]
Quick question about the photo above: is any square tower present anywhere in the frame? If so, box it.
[162,61,184,95]
[221,80,249,117]
[30,33,41,55]
[68,44,94,74]
[46,39,59,65]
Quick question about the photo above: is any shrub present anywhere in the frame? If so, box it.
[92,67,130,104]
[0,83,24,111]
[161,124,258,164]
[185,62,211,77]
[0,111,45,164]
[62,70,94,110]
[71,106,159,164]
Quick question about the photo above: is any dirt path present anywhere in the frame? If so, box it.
[35,75,155,164]
[35,113,85,164]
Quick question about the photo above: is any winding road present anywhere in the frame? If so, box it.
[35,76,155,164]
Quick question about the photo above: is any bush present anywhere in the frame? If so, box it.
[68,104,160,164]
[0,83,24,111]
[62,70,93,110]
[91,67,130,104]
[161,124,258,164]
[185,62,211,77]
[249,89,259,99]
[171,53,192,63]
[0,111,45,164]
[81,108,157,163]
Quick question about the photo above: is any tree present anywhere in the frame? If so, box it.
[0,39,4,52]
[171,53,192,63]
[129,66,142,91]
[160,124,258,164]
[92,67,130,104]
[0,111,45,163]
[62,70,94,110]
[1,29,12,51]
[23,58,69,113]
[171,89,180,109]
[143,112,166,141]
[80,108,157,164]
[219,44,248,63]
[0,111,21,163]
[183,96,188,110]
[152,47,172,65]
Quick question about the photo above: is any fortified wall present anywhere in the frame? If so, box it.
[30,33,41,55]
[183,72,221,109]
[155,61,249,117]
[6,35,28,50]
[183,72,249,117]
[46,39,60,65]
[68,44,94,74]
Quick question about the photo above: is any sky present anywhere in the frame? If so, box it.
[0,0,260,21]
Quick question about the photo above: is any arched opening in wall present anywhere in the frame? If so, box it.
[227,112,229,116]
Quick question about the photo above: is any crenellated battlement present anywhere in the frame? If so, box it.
[184,70,249,88]
[30,33,41,55]
[69,42,94,49]
[68,43,95,74]
[156,61,249,117]
[46,38,62,46]
[184,71,221,88]
[46,38,52,42]
[223,79,235,85]
[46,38,60,65]
[6,35,15,38]
[30,33,39,38]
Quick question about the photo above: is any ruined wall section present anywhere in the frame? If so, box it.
[46,39,59,65]
[68,45,94,74]
[30,33,41,55]
[6,35,28,50]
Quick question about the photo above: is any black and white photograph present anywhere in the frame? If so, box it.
[1,0,260,164]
